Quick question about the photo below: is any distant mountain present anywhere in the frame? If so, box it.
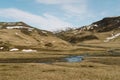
[56,16,120,44]
[78,16,120,32]
[0,22,71,51]
[1,16,120,51]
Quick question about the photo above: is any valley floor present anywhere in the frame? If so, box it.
[0,50,120,80]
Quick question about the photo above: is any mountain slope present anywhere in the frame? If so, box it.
[0,22,71,51]
[78,16,120,32]
[56,16,120,44]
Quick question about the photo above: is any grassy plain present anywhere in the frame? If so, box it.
[0,44,120,80]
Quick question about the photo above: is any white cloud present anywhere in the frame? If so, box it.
[62,4,87,15]
[0,8,72,31]
[36,0,80,4]
[36,0,88,16]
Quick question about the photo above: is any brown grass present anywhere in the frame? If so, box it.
[0,60,120,80]
[0,51,120,80]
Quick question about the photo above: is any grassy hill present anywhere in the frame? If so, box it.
[0,22,71,51]
[56,16,120,45]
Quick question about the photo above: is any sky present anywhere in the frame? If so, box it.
[0,0,120,31]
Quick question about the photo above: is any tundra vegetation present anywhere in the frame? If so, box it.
[0,17,120,80]
[0,47,120,80]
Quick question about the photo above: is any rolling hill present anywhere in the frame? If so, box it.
[0,22,71,51]
[56,16,120,48]
[1,16,120,51]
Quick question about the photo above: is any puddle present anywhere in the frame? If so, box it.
[64,56,84,62]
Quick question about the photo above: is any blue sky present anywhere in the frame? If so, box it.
[0,0,120,31]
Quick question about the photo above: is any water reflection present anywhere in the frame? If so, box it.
[64,56,84,62]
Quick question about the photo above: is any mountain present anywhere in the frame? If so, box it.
[78,16,120,32]
[1,16,120,51]
[0,22,71,51]
[56,16,120,45]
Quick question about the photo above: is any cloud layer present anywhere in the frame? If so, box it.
[0,8,72,31]
[0,0,119,31]
[0,0,91,31]
[36,0,88,16]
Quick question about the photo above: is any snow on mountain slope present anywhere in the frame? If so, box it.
[0,22,71,51]
[104,33,120,42]
[56,16,120,44]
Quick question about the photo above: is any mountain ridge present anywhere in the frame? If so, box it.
[0,16,120,51]
[56,16,120,44]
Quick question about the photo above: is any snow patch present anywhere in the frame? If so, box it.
[94,24,98,27]
[10,48,19,51]
[22,49,37,52]
[6,26,23,29]
[104,33,120,42]
[84,24,98,30]
[0,47,4,50]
